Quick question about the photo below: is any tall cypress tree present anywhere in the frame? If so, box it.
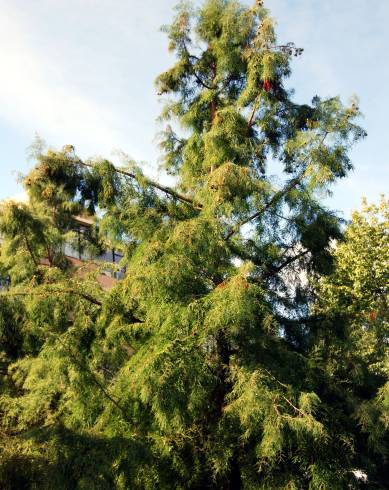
[1,1,382,489]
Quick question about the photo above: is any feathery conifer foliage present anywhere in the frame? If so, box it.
[1,1,386,488]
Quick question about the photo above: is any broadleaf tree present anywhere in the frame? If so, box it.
[309,197,389,489]
[1,1,386,488]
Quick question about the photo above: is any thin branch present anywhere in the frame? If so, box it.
[44,242,53,267]
[2,288,144,324]
[210,62,217,124]
[247,91,262,129]
[192,71,215,90]
[273,211,295,223]
[187,53,200,61]
[264,369,307,418]
[75,160,202,209]
[229,245,309,280]
[225,132,329,240]
[181,40,199,62]
[227,241,262,267]
[2,288,103,306]
[50,332,131,423]
[263,368,289,390]
[263,249,310,278]
[23,233,38,266]
[280,393,306,418]
[65,288,103,306]
[182,41,214,90]
[225,172,304,240]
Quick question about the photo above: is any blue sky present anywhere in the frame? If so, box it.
[0,0,387,218]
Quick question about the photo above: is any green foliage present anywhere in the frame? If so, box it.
[310,197,389,488]
[0,1,385,489]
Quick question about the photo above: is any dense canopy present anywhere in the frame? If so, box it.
[0,1,387,489]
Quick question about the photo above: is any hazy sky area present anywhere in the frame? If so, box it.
[0,0,387,218]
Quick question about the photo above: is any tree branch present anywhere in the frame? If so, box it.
[247,91,262,129]
[192,71,215,90]
[22,233,38,266]
[2,288,103,306]
[225,172,304,240]
[2,288,144,324]
[182,41,214,90]
[263,249,310,278]
[75,160,202,209]
[49,332,132,423]
[226,132,329,240]
[264,368,308,418]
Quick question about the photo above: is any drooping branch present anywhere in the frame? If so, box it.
[2,288,103,306]
[263,368,309,418]
[2,284,139,422]
[2,288,144,324]
[49,332,132,423]
[75,160,202,209]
